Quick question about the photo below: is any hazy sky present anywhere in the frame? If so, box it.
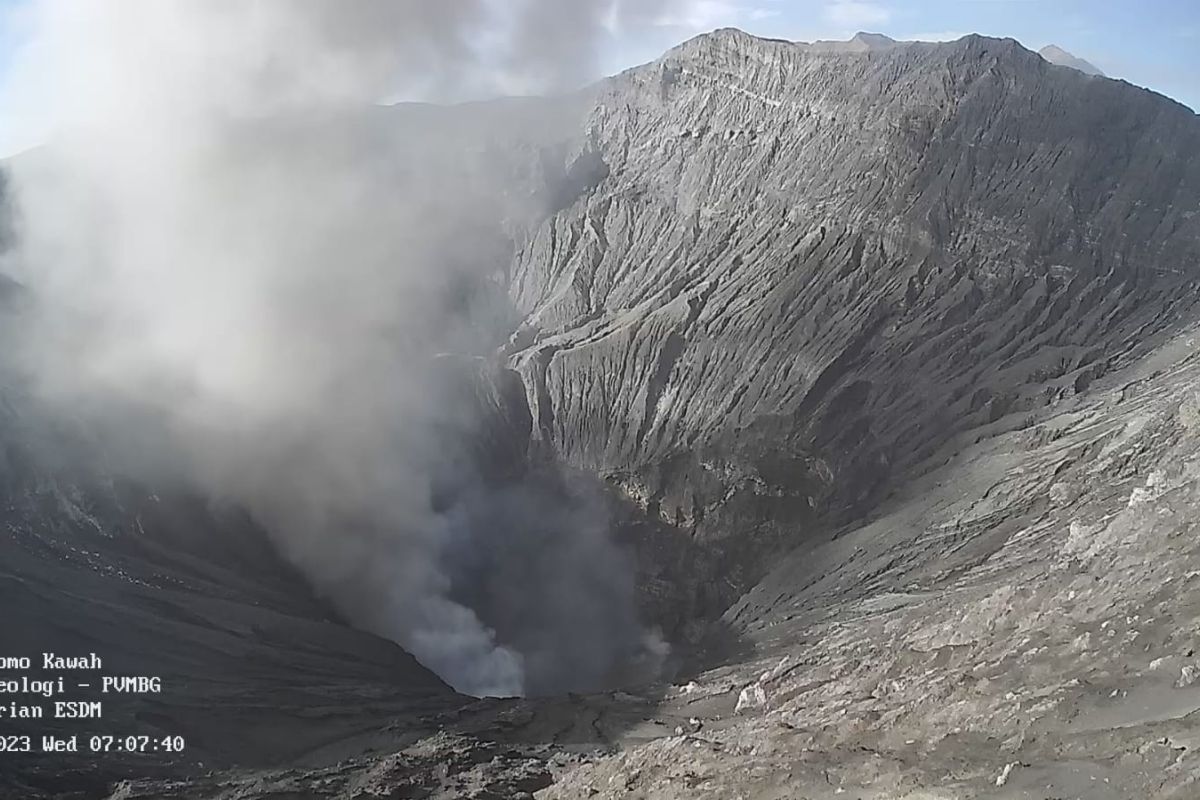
[0,0,1197,155]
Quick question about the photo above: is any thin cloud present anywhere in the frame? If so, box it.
[750,8,781,21]
[902,30,971,42]
[824,0,891,29]
[652,0,775,30]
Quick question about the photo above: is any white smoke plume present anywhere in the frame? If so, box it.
[0,0,684,696]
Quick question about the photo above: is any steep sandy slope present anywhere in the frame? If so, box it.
[504,29,1200,626]
[542,323,1200,800]
[0,364,462,797]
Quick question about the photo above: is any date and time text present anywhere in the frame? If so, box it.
[0,653,185,757]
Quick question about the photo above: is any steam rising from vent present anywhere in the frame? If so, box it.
[0,0,681,696]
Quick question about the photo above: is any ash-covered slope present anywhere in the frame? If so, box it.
[527,32,1200,800]
[505,29,1200,622]
[0,344,461,797]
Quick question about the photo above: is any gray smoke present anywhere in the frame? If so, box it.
[0,0,683,696]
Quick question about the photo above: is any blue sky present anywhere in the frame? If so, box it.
[0,0,23,75]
